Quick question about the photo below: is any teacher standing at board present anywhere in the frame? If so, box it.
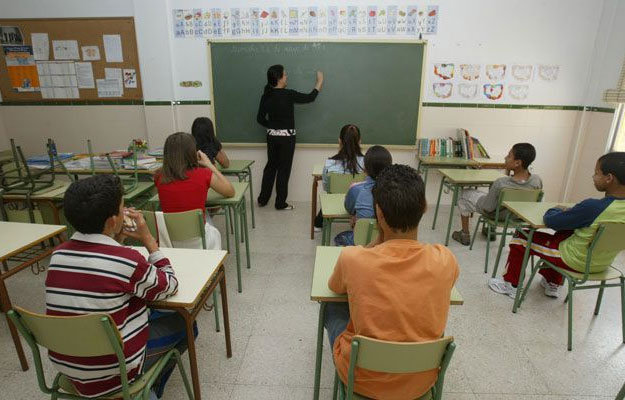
[257,64,324,210]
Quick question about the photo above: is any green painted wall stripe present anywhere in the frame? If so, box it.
[0,100,612,112]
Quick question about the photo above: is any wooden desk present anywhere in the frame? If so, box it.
[501,201,575,313]
[311,163,324,239]
[135,247,231,400]
[148,182,251,293]
[319,193,348,246]
[310,246,463,400]
[432,169,505,246]
[218,160,256,229]
[0,222,66,371]
[416,155,505,188]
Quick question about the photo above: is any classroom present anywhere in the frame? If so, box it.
[1,0,625,399]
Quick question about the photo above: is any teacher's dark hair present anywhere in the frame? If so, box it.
[330,124,364,176]
[264,64,284,96]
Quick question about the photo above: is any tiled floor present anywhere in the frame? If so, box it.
[1,200,624,399]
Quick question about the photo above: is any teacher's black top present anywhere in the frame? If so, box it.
[257,88,319,130]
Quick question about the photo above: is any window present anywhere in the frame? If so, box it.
[608,104,625,151]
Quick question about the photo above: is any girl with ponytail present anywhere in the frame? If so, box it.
[257,64,323,210]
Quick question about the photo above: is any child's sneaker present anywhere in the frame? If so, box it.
[488,277,517,299]
[540,277,560,298]
[452,230,470,246]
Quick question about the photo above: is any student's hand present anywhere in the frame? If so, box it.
[122,209,159,253]
[197,150,215,170]
[350,215,357,229]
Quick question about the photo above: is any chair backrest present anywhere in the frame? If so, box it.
[8,306,122,357]
[353,218,378,246]
[328,172,366,194]
[494,188,543,220]
[142,209,206,249]
[591,223,625,254]
[346,335,455,400]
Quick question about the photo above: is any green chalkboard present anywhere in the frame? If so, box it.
[209,40,425,146]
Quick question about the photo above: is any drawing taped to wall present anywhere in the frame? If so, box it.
[483,83,503,100]
[459,64,480,81]
[511,64,533,81]
[538,65,559,81]
[508,84,529,100]
[485,64,506,81]
[434,63,454,80]
[458,83,478,99]
[433,82,452,98]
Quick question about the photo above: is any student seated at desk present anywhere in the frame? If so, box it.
[334,145,392,246]
[314,124,364,231]
[191,116,230,167]
[154,132,235,250]
[325,164,459,399]
[490,152,625,298]
[452,143,543,246]
[46,175,187,399]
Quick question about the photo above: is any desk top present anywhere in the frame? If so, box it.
[311,246,463,305]
[206,181,248,205]
[320,193,348,218]
[134,247,227,308]
[437,168,504,184]
[0,222,66,261]
[123,181,155,201]
[312,163,323,178]
[2,182,70,200]
[218,160,254,174]
[503,201,576,229]
[418,156,477,166]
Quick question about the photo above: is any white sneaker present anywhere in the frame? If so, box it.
[540,277,560,298]
[488,277,517,299]
[314,226,322,233]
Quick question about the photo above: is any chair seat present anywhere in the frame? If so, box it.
[58,360,162,399]
[342,386,433,400]
[561,265,623,282]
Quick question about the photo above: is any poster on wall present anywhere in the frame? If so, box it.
[3,46,40,92]
[172,4,440,39]
[0,26,24,46]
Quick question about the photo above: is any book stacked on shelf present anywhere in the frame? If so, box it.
[418,130,491,160]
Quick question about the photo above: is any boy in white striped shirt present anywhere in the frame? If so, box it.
[46,175,190,399]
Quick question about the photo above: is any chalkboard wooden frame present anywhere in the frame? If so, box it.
[207,39,427,148]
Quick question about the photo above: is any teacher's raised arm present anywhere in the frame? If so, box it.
[256,65,323,210]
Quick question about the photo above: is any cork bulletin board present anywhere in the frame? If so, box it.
[0,17,143,102]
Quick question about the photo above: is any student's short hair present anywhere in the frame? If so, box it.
[364,145,392,179]
[511,143,536,169]
[64,175,123,234]
[598,152,625,184]
[373,164,426,232]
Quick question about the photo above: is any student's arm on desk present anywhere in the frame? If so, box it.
[328,251,347,294]
[543,199,605,231]
[200,151,235,197]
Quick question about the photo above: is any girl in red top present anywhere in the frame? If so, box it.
[154,132,234,247]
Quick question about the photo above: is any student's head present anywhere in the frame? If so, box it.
[64,175,124,235]
[191,117,217,148]
[265,64,286,95]
[159,132,199,184]
[505,143,536,171]
[594,152,625,192]
[331,124,364,176]
[364,145,392,179]
[373,164,426,233]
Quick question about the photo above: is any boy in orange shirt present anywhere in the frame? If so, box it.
[325,164,460,400]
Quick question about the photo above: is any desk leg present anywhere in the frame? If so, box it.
[423,166,429,188]
[233,205,243,293]
[224,206,231,254]
[241,197,251,269]
[313,302,327,400]
[246,167,256,229]
[219,269,232,358]
[182,311,201,400]
[432,176,446,230]
[311,177,319,240]
[0,278,29,371]
[444,185,459,246]
[512,228,535,313]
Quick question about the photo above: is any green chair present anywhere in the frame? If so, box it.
[353,218,378,246]
[328,172,366,194]
[7,306,193,400]
[518,222,625,350]
[142,210,221,332]
[334,335,456,400]
[469,189,543,275]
